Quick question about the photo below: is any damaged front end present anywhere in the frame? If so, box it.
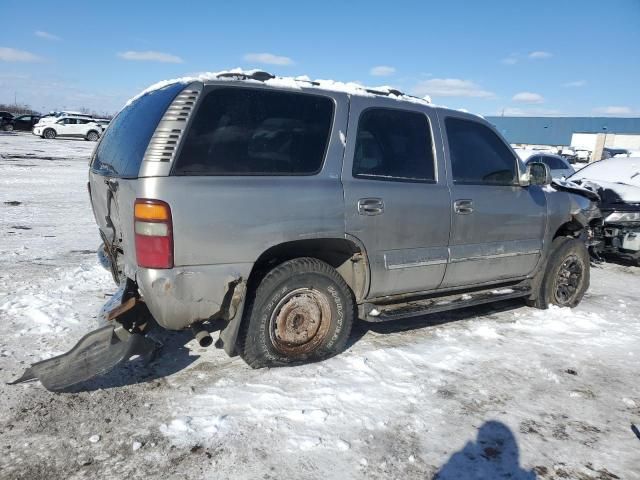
[550,178,603,252]
[562,158,640,265]
[9,281,158,392]
[594,209,640,265]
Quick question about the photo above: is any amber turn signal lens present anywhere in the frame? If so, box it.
[134,202,170,221]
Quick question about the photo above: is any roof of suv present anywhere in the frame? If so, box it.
[127,68,435,108]
[55,115,98,122]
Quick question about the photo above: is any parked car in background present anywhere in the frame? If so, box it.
[32,115,102,141]
[575,148,591,163]
[525,153,575,179]
[94,118,111,129]
[0,111,14,131]
[559,147,578,164]
[37,111,94,125]
[603,147,630,159]
[4,114,41,132]
[568,157,640,265]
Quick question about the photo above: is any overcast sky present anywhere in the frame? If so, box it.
[1,0,639,116]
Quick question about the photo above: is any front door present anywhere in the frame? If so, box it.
[342,97,451,298]
[56,118,76,136]
[440,113,547,288]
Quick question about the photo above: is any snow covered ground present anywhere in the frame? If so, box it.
[0,131,639,480]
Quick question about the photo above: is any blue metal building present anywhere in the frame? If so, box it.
[485,116,640,146]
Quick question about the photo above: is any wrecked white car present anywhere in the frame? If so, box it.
[567,157,640,265]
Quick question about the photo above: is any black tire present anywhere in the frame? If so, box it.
[3,123,14,132]
[240,257,355,368]
[527,237,590,309]
[43,128,56,139]
[86,130,99,141]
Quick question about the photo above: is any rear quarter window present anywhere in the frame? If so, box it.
[91,83,184,178]
[173,87,334,176]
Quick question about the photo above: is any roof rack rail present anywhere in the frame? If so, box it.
[216,71,275,82]
[365,87,405,97]
[293,78,321,87]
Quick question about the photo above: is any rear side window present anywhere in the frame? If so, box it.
[174,88,334,176]
[91,82,184,178]
[446,117,518,185]
[353,108,435,182]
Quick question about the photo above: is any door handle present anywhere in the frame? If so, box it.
[454,199,473,215]
[358,198,384,216]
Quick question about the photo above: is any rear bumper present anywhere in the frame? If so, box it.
[135,263,253,330]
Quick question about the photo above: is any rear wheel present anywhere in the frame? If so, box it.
[528,237,590,309]
[86,130,99,141]
[43,128,56,139]
[240,258,354,368]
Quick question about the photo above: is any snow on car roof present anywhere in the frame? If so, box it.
[125,68,435,108]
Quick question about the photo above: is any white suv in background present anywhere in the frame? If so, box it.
[33,116,103,141]
[38,111,94,125]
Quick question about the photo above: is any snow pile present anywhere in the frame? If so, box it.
[159,416,227,448]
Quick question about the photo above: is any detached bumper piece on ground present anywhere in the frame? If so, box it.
[9,297,158,392]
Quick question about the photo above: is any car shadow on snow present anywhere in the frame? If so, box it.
[433,420,537,479]
[348,298,526,349]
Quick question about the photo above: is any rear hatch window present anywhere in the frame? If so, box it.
[91,83,185,178]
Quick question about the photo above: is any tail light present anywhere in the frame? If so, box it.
[134,199,173,269]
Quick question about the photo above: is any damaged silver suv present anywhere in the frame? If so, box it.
[14,71,601,391]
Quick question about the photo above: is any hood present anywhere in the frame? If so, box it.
[549,178,601,202]
[566,157,640,206]
[576,179,640,204]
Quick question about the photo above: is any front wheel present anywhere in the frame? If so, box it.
[2,124,14,132]
[528,237,590,309]
[43,128,56,139]
[240,258,355,368]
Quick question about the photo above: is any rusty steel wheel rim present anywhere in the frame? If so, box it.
[553,254,584,305]
[269,288,332,357]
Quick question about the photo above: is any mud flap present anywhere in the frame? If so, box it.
[8,325,157,392]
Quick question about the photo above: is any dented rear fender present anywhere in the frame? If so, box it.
[135,263,253,331]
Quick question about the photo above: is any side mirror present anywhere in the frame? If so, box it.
[527,162,552,186]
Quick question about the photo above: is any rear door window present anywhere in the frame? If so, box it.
[352,108,435,182]
[445,117,518,185]
[91,82,184,178]
[173,87,334,176]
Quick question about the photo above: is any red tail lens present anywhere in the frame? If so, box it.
[134,199,173,269]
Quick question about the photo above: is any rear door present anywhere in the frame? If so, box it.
[342,97,451,298]
[440,112,547,288]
